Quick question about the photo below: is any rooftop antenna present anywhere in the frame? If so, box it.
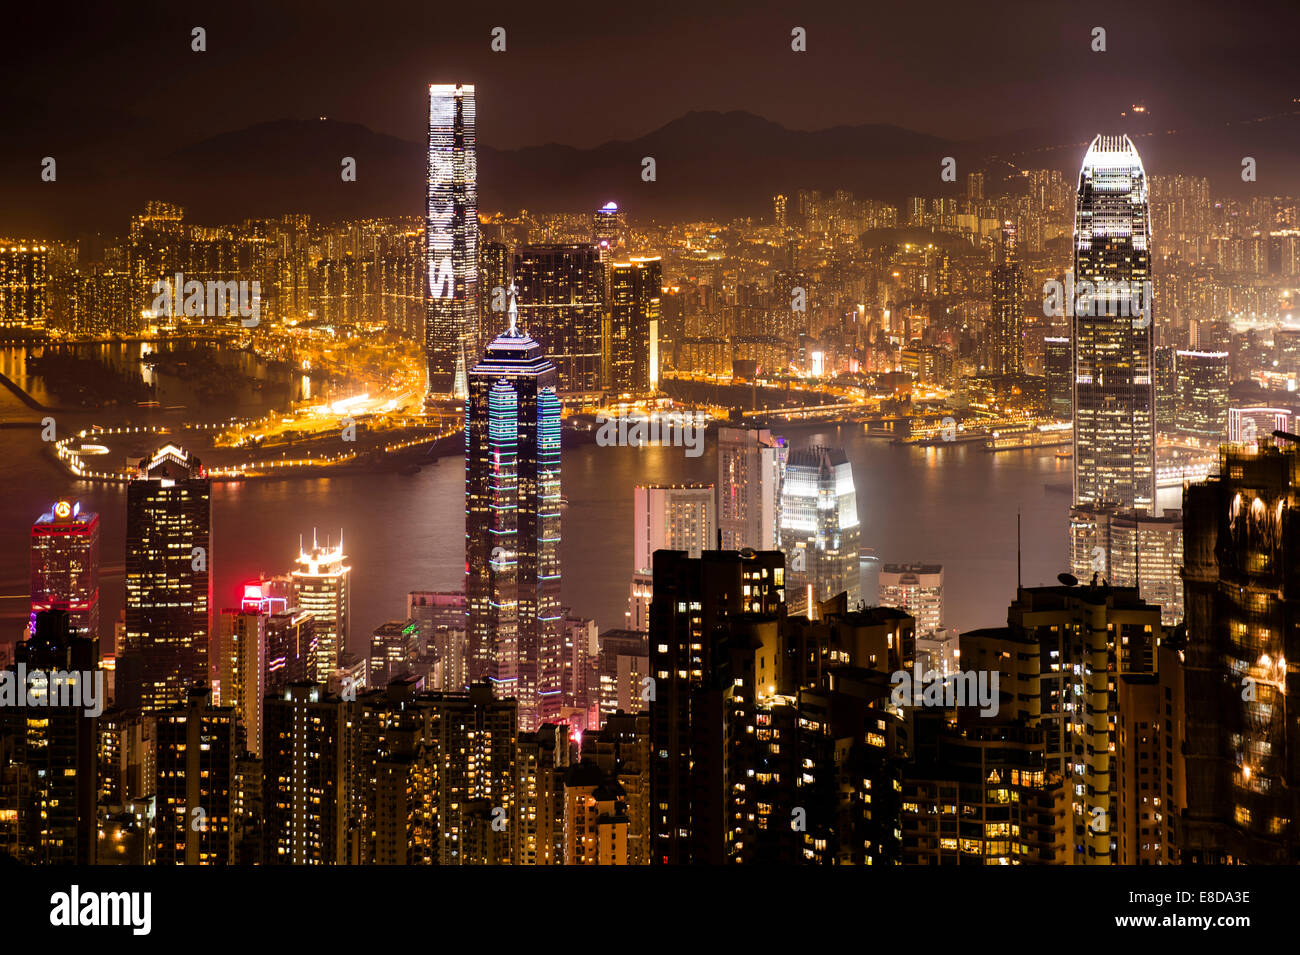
[507,282,519,336]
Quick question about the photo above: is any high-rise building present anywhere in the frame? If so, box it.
[265,607,318,689]
[1068,506,1185,625]
[0,610,100,864]
[123,445,211,713]
[589,629,650,724]
[780,446,861,614]
[0,244,48,330]
[290,532,350,678]
[1044,336,1072,418]
[407,591,469,691]
[1155,345,1178,431]
[154,686,236,864]
[30,500,99,640]
[538,610,594,727]
[214,583,277,757]
[262,683,352,864]
[607,257,661,394]
[772,194,787,229]
[466,305,562,731]
[962,581,1165,864]
[1114,635,1187,864]
[878,563,943,636]
[351,682,517,865]
[129,201,184,331]
[592,201,625,263]
[990,222,1023,375]
[649,548,786,864]
[513,244,605,392]
[562,761,629,864]
[629,484,716,631]
[1175,350,1230,440]
[369,620,421,688]
[716,426,786,551]
[1072,134,1156,512]
[632,484,715,574]
[425,83,478,399]
[1182,442,1300,862]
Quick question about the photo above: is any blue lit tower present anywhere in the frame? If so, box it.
[466,289,562,730]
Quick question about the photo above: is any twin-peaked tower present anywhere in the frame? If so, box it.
[1071,133,1156,513]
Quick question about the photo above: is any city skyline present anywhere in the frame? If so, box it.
[3,3,1300,885]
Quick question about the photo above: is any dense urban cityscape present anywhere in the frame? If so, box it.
[2,10,1299,917]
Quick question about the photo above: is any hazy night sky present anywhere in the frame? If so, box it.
[3,0,1297,151]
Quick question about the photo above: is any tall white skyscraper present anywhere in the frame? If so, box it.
[632,484,716,573]
[628,484,716,630]
[716,426,786,550]
[1071,134,1155,512]
[291,532,350,680]
[779,446,860,614]
[425,82,478,400]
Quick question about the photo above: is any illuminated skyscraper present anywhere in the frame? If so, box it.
[1175,350,1230,440]
[214,583,278,758]
[155,686,235,865]
[607,257,661,394]
[262,683,351,865]
[632,484,716,575]
[1044,336,1072,418]
[128,201,184,332]
[990,221,1023,375]
[123,444,211,713]
[30,500,99,640]
[592,201,625,265]
[466,294,562,730]
[772,194,788,229]
[0,610,100,864]
[0,244,48,331]
[513,244,605,392]
[628,484,716,631]
[878,562,944,636]
[779,446,861,614]
[1182,443,1300,862]
[290,532,350,678]
[1071,134,1156,512]
[425,83,478,399]
[649,548,786,864]
[716,426,786,551]
[368,620,420,687]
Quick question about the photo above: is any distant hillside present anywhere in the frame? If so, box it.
[1,109,1297,236]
